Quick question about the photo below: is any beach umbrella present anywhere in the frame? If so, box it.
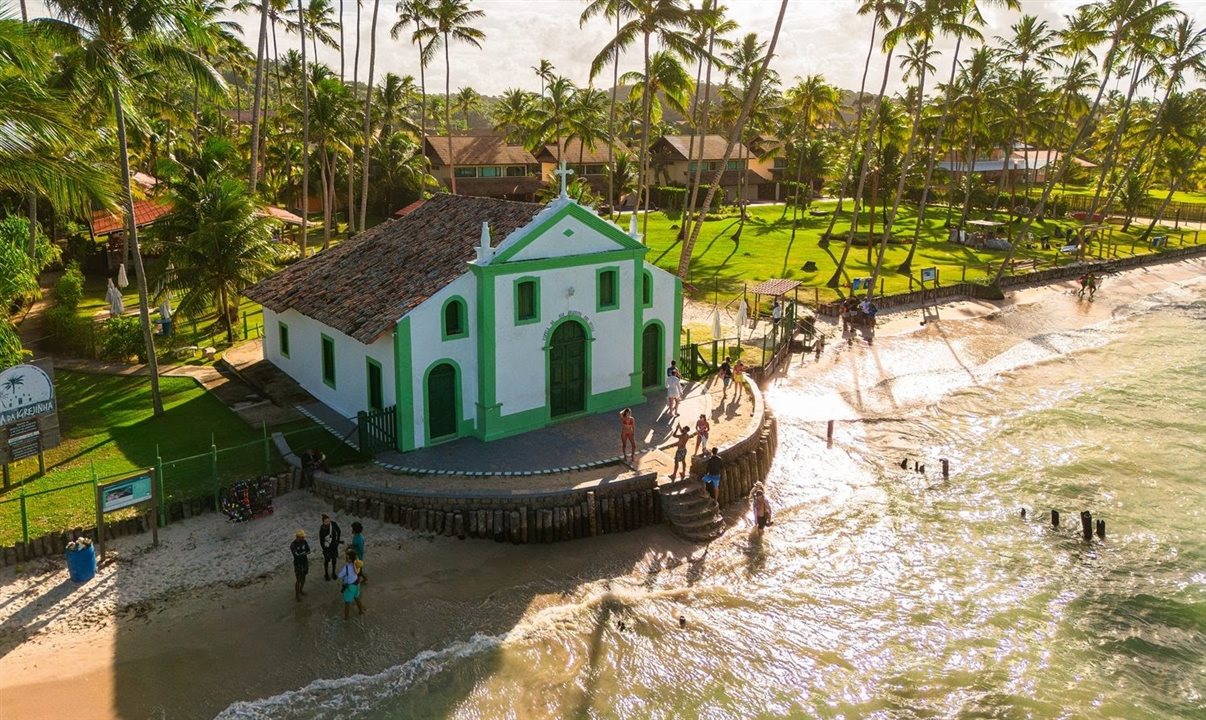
[105,280,124,316]
[116,264,128,289]
[711,308,722,339]
[737,300,748,333]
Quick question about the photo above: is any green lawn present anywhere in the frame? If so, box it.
[1021,183,1206,206]
[0,371,362,546]
[627,200,1193,308]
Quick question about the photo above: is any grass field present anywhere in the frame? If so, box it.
[628,200,1196,307]
[0,371,362,546]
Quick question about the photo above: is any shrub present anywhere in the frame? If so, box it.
[45,304,96,357]
[52,262,85,310]
[99,316,146,362]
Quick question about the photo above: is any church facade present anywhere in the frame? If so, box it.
[245,191,682,452]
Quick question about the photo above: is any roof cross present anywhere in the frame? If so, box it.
[554,160,574,199]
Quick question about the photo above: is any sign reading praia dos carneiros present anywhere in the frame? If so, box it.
[0,362,62,465]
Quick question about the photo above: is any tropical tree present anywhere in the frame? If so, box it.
[151,175,280,342]
[392,0,436,198]
[40,0,225,416]
[580,0,636,216]
[452,86,483,130]
[567,86,610,171]
[309,74,356,249]
[680,0,735,238]
[357,0,383,229]
[492,87,540,145]
[532,58,555,98]
[296,0,311,257]
[415,0,485,195]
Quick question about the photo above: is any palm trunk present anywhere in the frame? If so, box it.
[680,0,789,279]
[445,34,456,194]
[639,31,652,238]
[827,24,899,289]
[1088,60,1144,218]
[338,0,345,81]
[354,0,362,85]
[346,152,355,234]
[415,18,428,200]
[685,31,717,230]
[1141,135,1206,240]
[249,0,270,190]
[678,50,706,240]
[358,0,380,229]
[1096,79,1173,223]
[113,88,163,416]
[605,8,620,214]
[299,0,310,258]
[824,15,881,241]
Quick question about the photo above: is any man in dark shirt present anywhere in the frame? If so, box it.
[319,513,342,581]
[702,448,723,500]
[290,530,311,601]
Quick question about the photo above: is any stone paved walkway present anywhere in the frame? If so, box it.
[375,377,755,476]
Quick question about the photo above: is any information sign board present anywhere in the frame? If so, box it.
[100,472,155,513]
[920,267,938,283]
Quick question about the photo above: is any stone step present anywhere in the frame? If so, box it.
[663,496,715,515]
[674,517,726,542]
[659,478,703,495]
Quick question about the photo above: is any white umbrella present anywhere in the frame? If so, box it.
[737,300,748,333]
[116,264,128,289]
[105,280,124,317]
[711,308,722,340]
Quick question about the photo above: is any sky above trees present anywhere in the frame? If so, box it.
[24,0,1206,97]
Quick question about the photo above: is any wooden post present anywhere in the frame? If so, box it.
[940,458,949,480]
[1096,519,1105,539]
[961,264,966,282]
[1080,510,1092,541]
[1051,509,1059,529]
[826,420,834,449]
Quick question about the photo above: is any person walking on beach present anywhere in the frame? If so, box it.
[750,483,773,529]
[337,548,365,619]
[350,521,365,560]
[719,358,733,400]
[319,513,342,581]
[620,408,636,462]
[732,360,747,402]
[702,448,723,500]
[814,332,825,361]
[666,362,683,416]
[670,425,693,481]
[694,414,710,456]
[290,530,311,601]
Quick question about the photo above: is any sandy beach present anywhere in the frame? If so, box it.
[1,255,1203,720]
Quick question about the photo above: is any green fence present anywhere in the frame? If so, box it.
[0,424,364,547]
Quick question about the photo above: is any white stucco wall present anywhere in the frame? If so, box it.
[642,262,679,382]
[506,211,623,262]
[492,261,637,416]
[262,307,395,420]
[403,274,479,449]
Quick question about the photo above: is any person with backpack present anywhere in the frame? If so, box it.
[319,513,342,581]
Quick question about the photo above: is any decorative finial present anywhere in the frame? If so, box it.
[554,160,574,199]
[475,221,494,263]
[629,212,639,240]
[480,221,491,249]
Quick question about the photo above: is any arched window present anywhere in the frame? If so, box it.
[442,297,467,340]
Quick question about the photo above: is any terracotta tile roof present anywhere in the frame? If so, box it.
[256,205,306,226]
[425,135,537,167]
[439,175,543,198]
[534,139,630,165]
[654,135,752,161]
[748,278,801,296]
[89,197,174,236]
[393,199,426,218]
[687,169,771,187]
[243,193,543,344]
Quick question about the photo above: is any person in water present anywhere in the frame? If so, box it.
[337,548,365,619]
[620,408,636,462]
[350,521,365,560]
[751,484,773,529]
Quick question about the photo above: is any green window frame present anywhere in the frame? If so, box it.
[453,166,477,178]
[278,321,290,358]
[479,166,501,178]
[366,358,384,411]
[596,266,619,311]
[641,270,653,308]
[441,296,468,340]
[514,277,540,325]
[320,334,336,388]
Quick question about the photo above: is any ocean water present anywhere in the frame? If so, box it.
[220,280,1206,719]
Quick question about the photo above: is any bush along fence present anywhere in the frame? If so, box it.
[0,423,362,550]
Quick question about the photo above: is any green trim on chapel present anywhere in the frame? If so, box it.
[394,318,416,452]
[440,295,469,340]
[490,201,647,265]
[421,358,471,446]
[595,266,620,312]
[672,277,683,369]
[512,276,540,325]
[365,357,384,411]
[320,333,336,389]
[471,265,500,439]
[278,321,290,358]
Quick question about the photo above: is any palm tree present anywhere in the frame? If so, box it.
[151,175,280,343]
[679,0,789,279]
[680,0,735,238]
[415,0,485,195]
[294,0,339,60]
[310,75,356,249]
[41,0,225,416]
[452,86,482,130]
[393,0,435,199]
[356,0,382,230]
[245,0,271,190]
[296,0,311,258]
[530,76,577,164]
[618,49,694,149]
[996,13,1056,201]
[492,87,540,145]
[568,86,610,173]
[532,58,555,98]
[589,0,698,235]
[580,0,636,216]
[1141,92,1206,238]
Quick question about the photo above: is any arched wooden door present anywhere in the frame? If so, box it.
[426,362,458,441]
[641,324,662,388]
[549,321,587,417]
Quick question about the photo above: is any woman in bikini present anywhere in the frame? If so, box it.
[619,408,636,462]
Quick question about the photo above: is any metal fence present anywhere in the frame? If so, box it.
[0,423,363,546]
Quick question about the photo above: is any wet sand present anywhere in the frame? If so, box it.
[1,256,1202,720]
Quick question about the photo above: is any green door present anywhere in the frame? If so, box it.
[549,321,587,417]
[641,324,661,388]
[426,363,457,440]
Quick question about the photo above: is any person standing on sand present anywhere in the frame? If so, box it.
[670,425,693,481]
[666,362,683,416]
[319,513,342,581]
[694,414,710,456]
[719,358,733,400]
[772,299,782,328]
[814,333,825,360]
[732,360,747,402]
[620,408,636,462]
[290,530,311,601]
[350,521,365,560]
[337,548,365,619]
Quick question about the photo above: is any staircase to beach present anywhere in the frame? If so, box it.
[659,478,725,542]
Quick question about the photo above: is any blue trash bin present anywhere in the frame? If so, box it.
[66,545,97,583]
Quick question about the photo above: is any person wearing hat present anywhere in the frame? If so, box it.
[290,530,311,601]
[750,483,773,530]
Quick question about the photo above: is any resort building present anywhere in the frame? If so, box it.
[939,146,1096,184]
[244,187,682,452]
[534,139,631,199]
[424,135,542,201]
[649,135,774,204]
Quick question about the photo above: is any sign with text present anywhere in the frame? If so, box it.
[100,472,154,513]
[1,362,60,464]
[920,267,938,283]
